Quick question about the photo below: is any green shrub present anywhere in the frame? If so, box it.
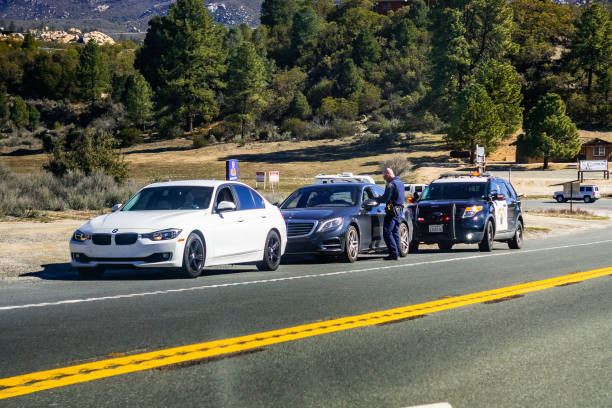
[117,127,143,147]
[281,118,307,139]
[192,133,208,148]
[45,128,128,182]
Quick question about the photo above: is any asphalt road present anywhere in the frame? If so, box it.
[1,224,612,407]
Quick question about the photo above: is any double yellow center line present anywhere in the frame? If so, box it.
[2,266,611,400]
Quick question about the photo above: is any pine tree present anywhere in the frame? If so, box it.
[261,0,298,28]
[446,83,504,163]
[518,93,580,170]
[123,73,153,128]
[10,96,28,128]
[77,40,111,110]
[159,0,227,132]
[567,3,611,92]
[352,30,380,66]
[28,104,40,131]
[337,58,363,99]
[288,91,311,120]
[0,90,8,127]
[476,60,523,138]
[226,41,267,138]
[291,6,323,56]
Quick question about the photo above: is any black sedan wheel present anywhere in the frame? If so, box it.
[257,230,281,271]
[343,225,359,263]
[181,233,205,278]
[399,222,410,257]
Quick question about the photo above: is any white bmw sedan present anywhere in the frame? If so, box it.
[70,180,287,278]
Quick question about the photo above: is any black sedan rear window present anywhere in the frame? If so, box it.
[282,186,359,208]
[420,182,487,201]
[122,186,213,211]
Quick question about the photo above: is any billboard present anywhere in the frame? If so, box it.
[226,159,238,181]
[579,160,608,172]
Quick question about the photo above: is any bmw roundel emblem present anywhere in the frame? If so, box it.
[112,229,119,233]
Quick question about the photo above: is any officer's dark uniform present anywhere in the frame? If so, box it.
[378,176,405,259]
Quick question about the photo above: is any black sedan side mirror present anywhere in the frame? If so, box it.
[363,199,378,209]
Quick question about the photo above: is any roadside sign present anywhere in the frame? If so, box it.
[269,171,279,183]
[256,171,266,189]
[226,159,238,181]
[578,160,609,181]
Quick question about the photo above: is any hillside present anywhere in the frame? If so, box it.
[0,0,263,37]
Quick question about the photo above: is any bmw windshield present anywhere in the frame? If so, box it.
[420,182,487,201]
[121,186,213,211]
[281,186,360,208]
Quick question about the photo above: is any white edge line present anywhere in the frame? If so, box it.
[1,239,612,311]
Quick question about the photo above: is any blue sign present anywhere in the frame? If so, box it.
[226,159,238,181]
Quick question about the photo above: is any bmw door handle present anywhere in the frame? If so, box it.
[237,218,245,222]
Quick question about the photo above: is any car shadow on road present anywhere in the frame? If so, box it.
[21,263,262,281]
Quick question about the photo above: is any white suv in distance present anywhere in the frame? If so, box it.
[553,185,600,203]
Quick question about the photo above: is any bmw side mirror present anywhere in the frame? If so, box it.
[111,203,122,212]
[363,199,378,209]
[216,201,236,212]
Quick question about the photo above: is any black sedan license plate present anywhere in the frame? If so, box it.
[429,224,443,233]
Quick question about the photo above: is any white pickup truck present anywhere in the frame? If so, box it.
[553,183,600,203]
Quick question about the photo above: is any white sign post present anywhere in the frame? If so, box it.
[476,145,486,173]
[268,170,279,192]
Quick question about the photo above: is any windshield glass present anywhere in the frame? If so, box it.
[281,186,359,208]
[420,182,487,201]
[122,186,213,211]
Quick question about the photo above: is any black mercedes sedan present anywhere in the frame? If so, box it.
[280,183,413,262]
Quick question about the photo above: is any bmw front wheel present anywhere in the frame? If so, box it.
[181,233,205,278]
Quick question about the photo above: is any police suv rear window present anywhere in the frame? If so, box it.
[421,182,487,201]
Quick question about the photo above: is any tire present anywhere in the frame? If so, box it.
[508,221,523,250]
[409,240,419,253]
[257,230,282,271]
[438,241,453,252]
[77,267,104,279]
[555,195,564,203]
[181,233,205,278]
[398,222,410,257]
[584,196,592,203]
[478,220,494,252]
[342,225,359,263]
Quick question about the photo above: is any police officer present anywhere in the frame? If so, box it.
[378,168,405,260]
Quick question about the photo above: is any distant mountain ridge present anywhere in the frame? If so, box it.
[0,0,262,38]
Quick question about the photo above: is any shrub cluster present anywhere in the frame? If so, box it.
[0,165,141,218]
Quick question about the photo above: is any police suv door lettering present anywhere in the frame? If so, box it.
[492,200,508,231]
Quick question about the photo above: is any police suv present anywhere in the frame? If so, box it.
[411,173,524,252]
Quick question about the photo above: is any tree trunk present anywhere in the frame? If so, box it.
[543,154,549,170]
[189,116,193,133]
[587,70,593,92]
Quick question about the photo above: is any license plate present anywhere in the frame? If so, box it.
[429,224,443,233]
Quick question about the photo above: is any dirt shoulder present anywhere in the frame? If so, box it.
[1,209,610,282]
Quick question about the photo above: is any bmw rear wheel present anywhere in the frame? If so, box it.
[343,225,359,263]
[257,230,281,271]
[181,233,205,278]
[399,222,410,257]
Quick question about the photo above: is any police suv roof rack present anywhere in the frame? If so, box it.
[438,172,491,179]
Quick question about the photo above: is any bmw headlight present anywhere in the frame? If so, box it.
[317,217,343,232]
[462,206,483,218]
[143,228,183,241]
[72,230,91,242]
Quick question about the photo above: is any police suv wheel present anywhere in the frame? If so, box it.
[508,221,523,250]
[257,230,281,271]
[343,226,359,263]
[399,223,410,257]
[181,233,205,278]
[478,221,494,252]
